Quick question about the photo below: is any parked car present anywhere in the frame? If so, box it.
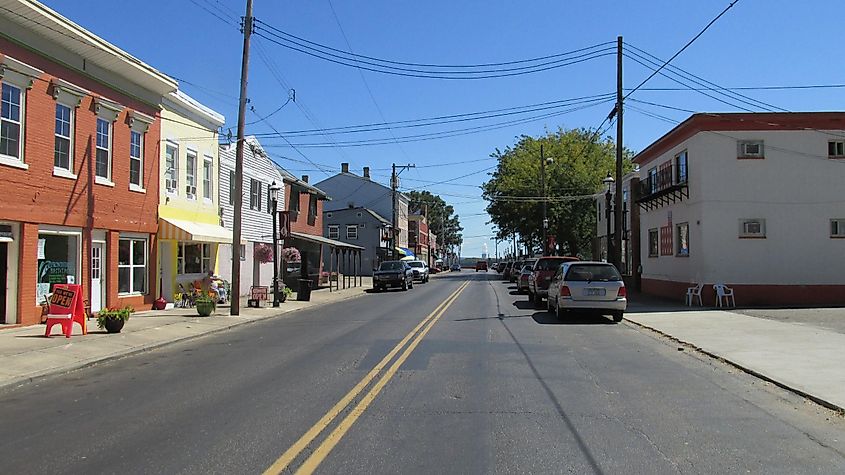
[528,256,580,307]
[547,261,626,322]
[475,260,488,272]
[516,259,538,294]
[450,263,461,272]
[496,262,506,273]
[502,261,514,280]
[509,261,524,283]
[406,260,430,283]
[373,261,414,291]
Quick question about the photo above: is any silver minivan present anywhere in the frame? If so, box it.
[546,261,627,322]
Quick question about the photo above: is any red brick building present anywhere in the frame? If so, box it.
[409,213,431,265]
[0,4,176,325]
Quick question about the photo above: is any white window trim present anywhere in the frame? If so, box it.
[737,140,765,158]
[177,242,214,275]
[95,117,113,182]
[185,150,198,200]
[164,141,179,195]
[35,227,82,305]
[53,102,75,174]
[129,129,144,189]
[118,237,148,296]
[328,225,339,239]
[129,183,146,194]
[346,224,358,240]
[0,82,25,164]
[202,155,213,202]
[53,166,78,180]
[739,218,766,238]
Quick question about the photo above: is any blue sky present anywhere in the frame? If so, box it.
[42,0,845,257]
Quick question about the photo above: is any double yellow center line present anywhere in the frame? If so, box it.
[263,280,471,475]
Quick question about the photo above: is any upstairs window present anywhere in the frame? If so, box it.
[328,225,339,239]
[739,218,766,238]
[674,150,688,184]
[165,143,179,193]
[202,156,213,200]
[828,141,845,158]
[250,179,261,210]
[54,103,73,171]
[95,118,111,179]
[186,151,197,199]
[738,140,764,159]
[129,130,143,188]
[0,83,23,161]
[831,219,845,237]
[346,224,358,240]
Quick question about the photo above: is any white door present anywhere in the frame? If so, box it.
[91,243,104,313]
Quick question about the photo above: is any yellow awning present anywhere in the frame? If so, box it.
[159,217,233,243]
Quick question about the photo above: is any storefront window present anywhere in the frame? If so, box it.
[118,238,146,294]
[178,243,213,274]
[36,233,79,303]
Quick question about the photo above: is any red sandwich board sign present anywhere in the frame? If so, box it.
[279,211,290,240]
[44,283,87,338]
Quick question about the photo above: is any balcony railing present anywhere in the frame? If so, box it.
[639,164,687,200]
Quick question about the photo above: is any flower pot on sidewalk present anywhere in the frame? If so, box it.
[96,306,133,334]
[195,297,216,317]
[103,317,125,334]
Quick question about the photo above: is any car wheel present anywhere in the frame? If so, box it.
[612,311,624,323]
[409,280,414,289]
[555,297,565,320]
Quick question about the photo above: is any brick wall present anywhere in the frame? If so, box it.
[287,186,324,236]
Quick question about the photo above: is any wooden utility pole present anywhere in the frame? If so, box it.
[540,144,547,256]
[390,163,415,260]
[230,0,253,315]
[613,35,624,271]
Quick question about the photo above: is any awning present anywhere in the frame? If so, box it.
[159,217,234,244]
[290,231,365,251]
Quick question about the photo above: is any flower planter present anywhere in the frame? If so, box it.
[196,300,215,317]
[103,317,125,334]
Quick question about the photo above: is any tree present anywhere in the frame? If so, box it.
[482,128,634,257]
[407,190,464,250]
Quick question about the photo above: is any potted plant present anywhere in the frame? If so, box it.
[195,294,216,317]
[97,306,133,333]
[281,285,293,302]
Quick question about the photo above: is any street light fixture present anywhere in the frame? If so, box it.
[269,180,282,307]
[602,172,615,265]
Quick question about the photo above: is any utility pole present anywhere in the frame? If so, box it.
[540,144,548,256]
[425,203,431,267]
[390,163,415,260]
[613,35,624,272]
[230,0,253,316]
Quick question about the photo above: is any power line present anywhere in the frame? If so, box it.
[630,84,845,92]
[625,0,742,99]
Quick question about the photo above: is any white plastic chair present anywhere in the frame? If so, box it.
[713,284,736,308]
[685,283,703,306]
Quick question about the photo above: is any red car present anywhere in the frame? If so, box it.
[527,256,580,308]
[475,261,488,272]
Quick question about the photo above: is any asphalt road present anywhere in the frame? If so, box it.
[2,272,845,474]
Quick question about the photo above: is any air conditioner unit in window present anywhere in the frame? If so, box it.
[166,179,177,191]
[186,185,196,196]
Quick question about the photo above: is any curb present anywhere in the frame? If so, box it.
[625,318,845,415]
[0,289,367,393]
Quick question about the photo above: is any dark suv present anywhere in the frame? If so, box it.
[527,256,580,308]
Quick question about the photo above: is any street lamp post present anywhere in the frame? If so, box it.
[269,181,282,307]
[602,172,615,265]
[540,145,554,256]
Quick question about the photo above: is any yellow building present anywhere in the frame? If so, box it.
[156,91,228,302]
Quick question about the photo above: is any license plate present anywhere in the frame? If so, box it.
[584,288,606,296]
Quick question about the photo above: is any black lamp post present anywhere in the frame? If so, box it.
[539,145,554,256]
[602,172,615,265]
[269,181,281,307]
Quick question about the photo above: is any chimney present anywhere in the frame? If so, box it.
[301,175,309,183]
[363,167,370,179]
[341,162,349,173]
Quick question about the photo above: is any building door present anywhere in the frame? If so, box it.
[0,243,7,323]
[91,242,104,313]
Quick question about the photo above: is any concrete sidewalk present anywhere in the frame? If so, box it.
[626,303,845,412]
[0,278,371,391]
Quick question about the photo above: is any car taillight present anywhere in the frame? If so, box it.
[560,285,571,297]
[617,286,627,298]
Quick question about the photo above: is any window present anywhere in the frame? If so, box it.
[739,218,766,238]
[177,242,213,274]
[346,224,358,240]
[676,222,689,256]
[95,118,111,179]
[648,167,658,193]
[228,170,236,205]
[202,156,212,200]
[0,83,23,160]
[129,130,143,187]
[308,194,318,226]
[675,150,688,184]
[165,143,178,193]
[54,103,73,171]
[738,140,764,158]
[328,225,339,239]
[288,185,301,221]
[36,232,80,304]
[186,151,197,198]
[831,219,845,237]
[118,238,147,294]
[829,141,845,158]
[250,179,261,210]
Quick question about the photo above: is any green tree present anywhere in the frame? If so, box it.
[407,190,464,249]
[482,128,634,257]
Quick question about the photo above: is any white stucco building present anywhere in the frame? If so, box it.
[632,112,845,306]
